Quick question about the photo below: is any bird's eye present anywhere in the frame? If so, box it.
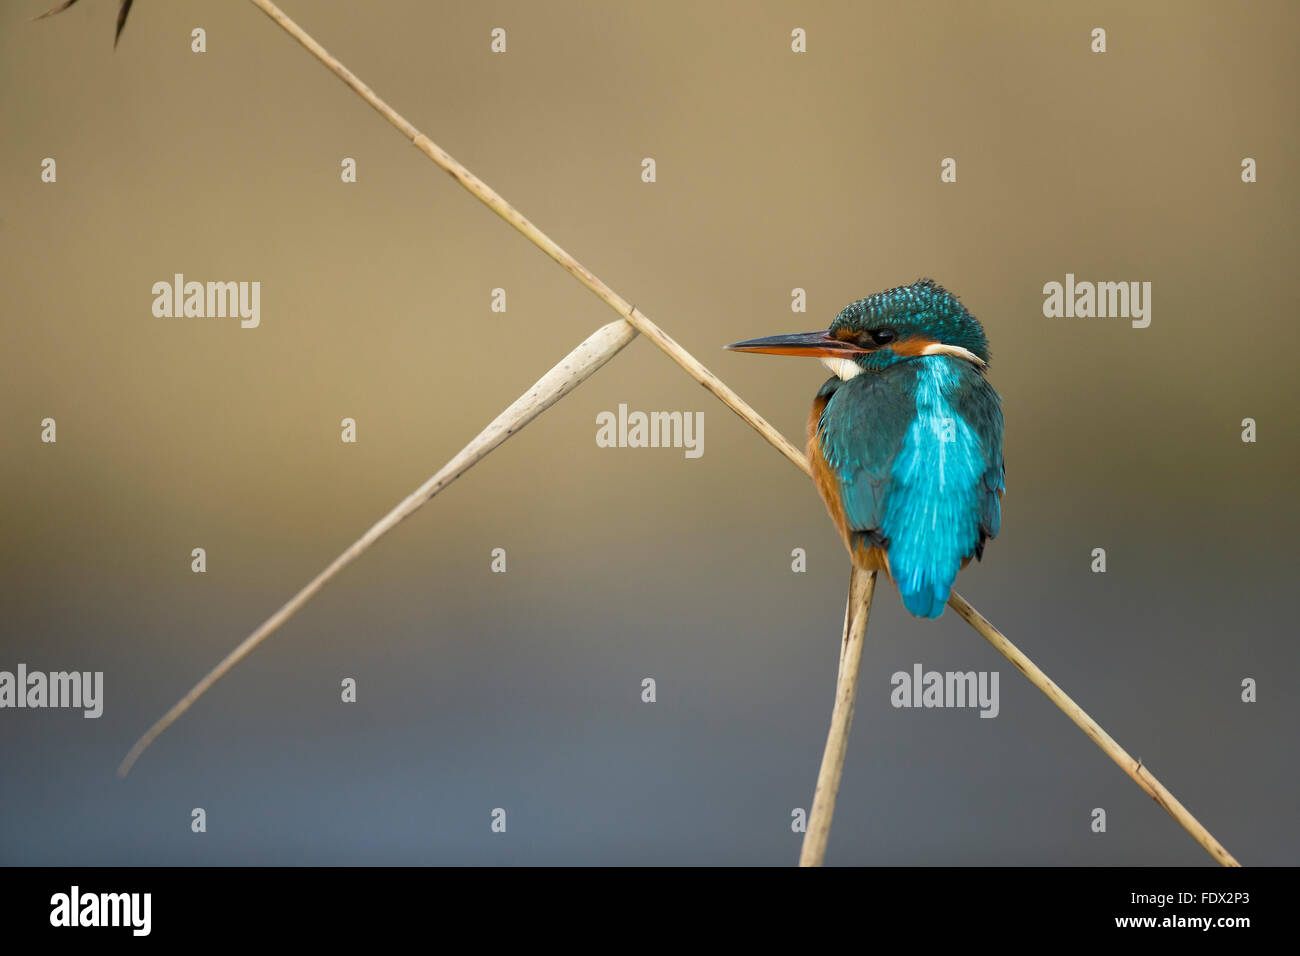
[867,329,896,346]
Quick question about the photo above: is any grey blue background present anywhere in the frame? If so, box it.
[1,0,1296,864]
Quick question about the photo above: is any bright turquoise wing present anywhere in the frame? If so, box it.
[815,371,916,552]
[881,357,1003,617]
[818,358,1004,619]
[951,366,1006,549]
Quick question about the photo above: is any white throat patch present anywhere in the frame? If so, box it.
[819,356,863,381]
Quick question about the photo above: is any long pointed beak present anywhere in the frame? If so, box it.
[724,329,868,358]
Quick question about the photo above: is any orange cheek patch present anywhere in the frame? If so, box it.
[889,335,942,357]
[892,336,987,367]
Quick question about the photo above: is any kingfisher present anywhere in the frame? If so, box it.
[726,279,1005,618]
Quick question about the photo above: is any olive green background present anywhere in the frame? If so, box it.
[1,0,1296,864]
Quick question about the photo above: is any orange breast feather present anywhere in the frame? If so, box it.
[806,394,889,573]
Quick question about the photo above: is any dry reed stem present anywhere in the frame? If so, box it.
[117,319,636,777]
[947,592,1240,866]
[246,0,806,475]
[116,0,1239,869]
[800,567,877,866]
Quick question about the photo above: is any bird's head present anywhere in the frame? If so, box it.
[725,278,990,379]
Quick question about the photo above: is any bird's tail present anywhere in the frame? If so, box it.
[892,564,957,619]
[852,530,956,618]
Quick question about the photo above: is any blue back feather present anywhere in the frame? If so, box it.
[818,355,1004,618]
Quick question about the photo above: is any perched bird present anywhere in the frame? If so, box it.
[727,279,1005,618]
[34,0,134,48]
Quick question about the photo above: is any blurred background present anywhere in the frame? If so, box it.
[1,0,1296,865]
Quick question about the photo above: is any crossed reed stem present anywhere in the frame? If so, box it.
[114,0,1240,868]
